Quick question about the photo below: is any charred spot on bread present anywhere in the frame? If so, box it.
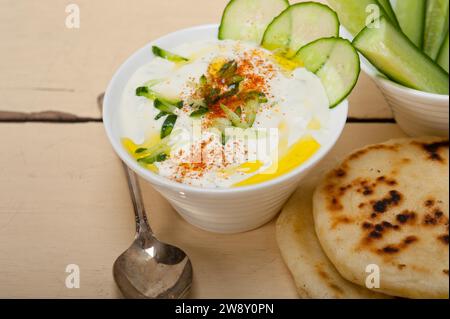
[376,236,419,255]
[362,222,373,229]
[335,168,346,178]
[371,190,403,216]
[369,230,383,239]
[423,209,448,226]
[347,143,400,161]
[412,140,449,163]
[396,210,417,224]
[425,199,436,207]
[438,234,449,245]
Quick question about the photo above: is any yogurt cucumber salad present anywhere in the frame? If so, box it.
[120,1,360,188]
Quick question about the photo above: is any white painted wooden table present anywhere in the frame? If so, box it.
[0,0,400,298]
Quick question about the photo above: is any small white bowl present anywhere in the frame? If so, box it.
[361,60,449,137]
[340,28,449,137]
[103,24,348,234]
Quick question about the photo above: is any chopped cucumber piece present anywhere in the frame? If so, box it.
[212,118,233,145]
[161,114,177,139]
[220,104,249,129]
[392,0,426,48]
[243,99,258,126]
[218,0,289,44]
[376,0,398,26]
[152,46,189,63]
[190,107,210,118]
[199,74,207,86]
[136,140,171,165]
[138,152,168,165]
[154,99,178,114]
[154,111,168,120]
[353,16,449,94]
[294,37,360,108]
[136,86,183,107]
[327,0,397,36]
[437,31,449,72]
[241,91,268,103]
[135,148,147,154]
[423,0,450,59]
[218,60,238,78]
[262,2,339,55]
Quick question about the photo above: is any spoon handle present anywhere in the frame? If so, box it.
[122,162,153,235]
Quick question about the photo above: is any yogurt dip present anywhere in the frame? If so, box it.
[119,39,331,188]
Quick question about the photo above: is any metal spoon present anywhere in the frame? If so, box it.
[113,163,193,299]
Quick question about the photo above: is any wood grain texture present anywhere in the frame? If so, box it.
[0,0,391,120]
[0,123,406,298]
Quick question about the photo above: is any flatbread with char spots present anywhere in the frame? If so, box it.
[277,183,391,299]
[313,137,449,299]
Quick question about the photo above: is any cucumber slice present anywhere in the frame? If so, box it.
[262,2,339,55]
[353,16,449,95]
[327,0,397,36]
[392,0,426,48]
[161,114,177,139]
[437,31,449,72]
[294,37,360,108]
[424,0,450,59]
[152,46,188,63]
[376,0,399,26]
[220,104,249,129]
[218,0,289,44]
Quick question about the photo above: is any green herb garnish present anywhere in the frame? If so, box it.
[161,114,177,139]
[154,99,178,114]
[135,148,148,154]
[152,46,189,63]
[218,60,238,79]
[220,104,249,129]
[199,74,207,86]
[154,111,168,120]
[136,86,183,108]
[138,151,168,164]
[190,107,210,118]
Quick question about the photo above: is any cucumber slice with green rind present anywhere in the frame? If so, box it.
[218,0,289,44]
[152,46,188,63]
[294,37,360,108]
[437,31,449,73]
[327,0,397,36]
[353,16,449,95]
[423,0,450,59]
[261,2,339,55]
[392,0,426,48]
[292,39,335,73]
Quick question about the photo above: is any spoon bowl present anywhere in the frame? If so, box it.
[113,163,193,299]
[113,234,193,299]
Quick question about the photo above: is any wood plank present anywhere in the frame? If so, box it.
[0,0,392,120]
[0,122,406,298]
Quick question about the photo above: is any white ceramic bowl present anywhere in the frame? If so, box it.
[360,59,449,137]
[341,28,449,137]
[103,24,348,233]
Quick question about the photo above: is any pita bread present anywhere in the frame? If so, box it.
[313,137,449,299]
[277,180,390,299]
